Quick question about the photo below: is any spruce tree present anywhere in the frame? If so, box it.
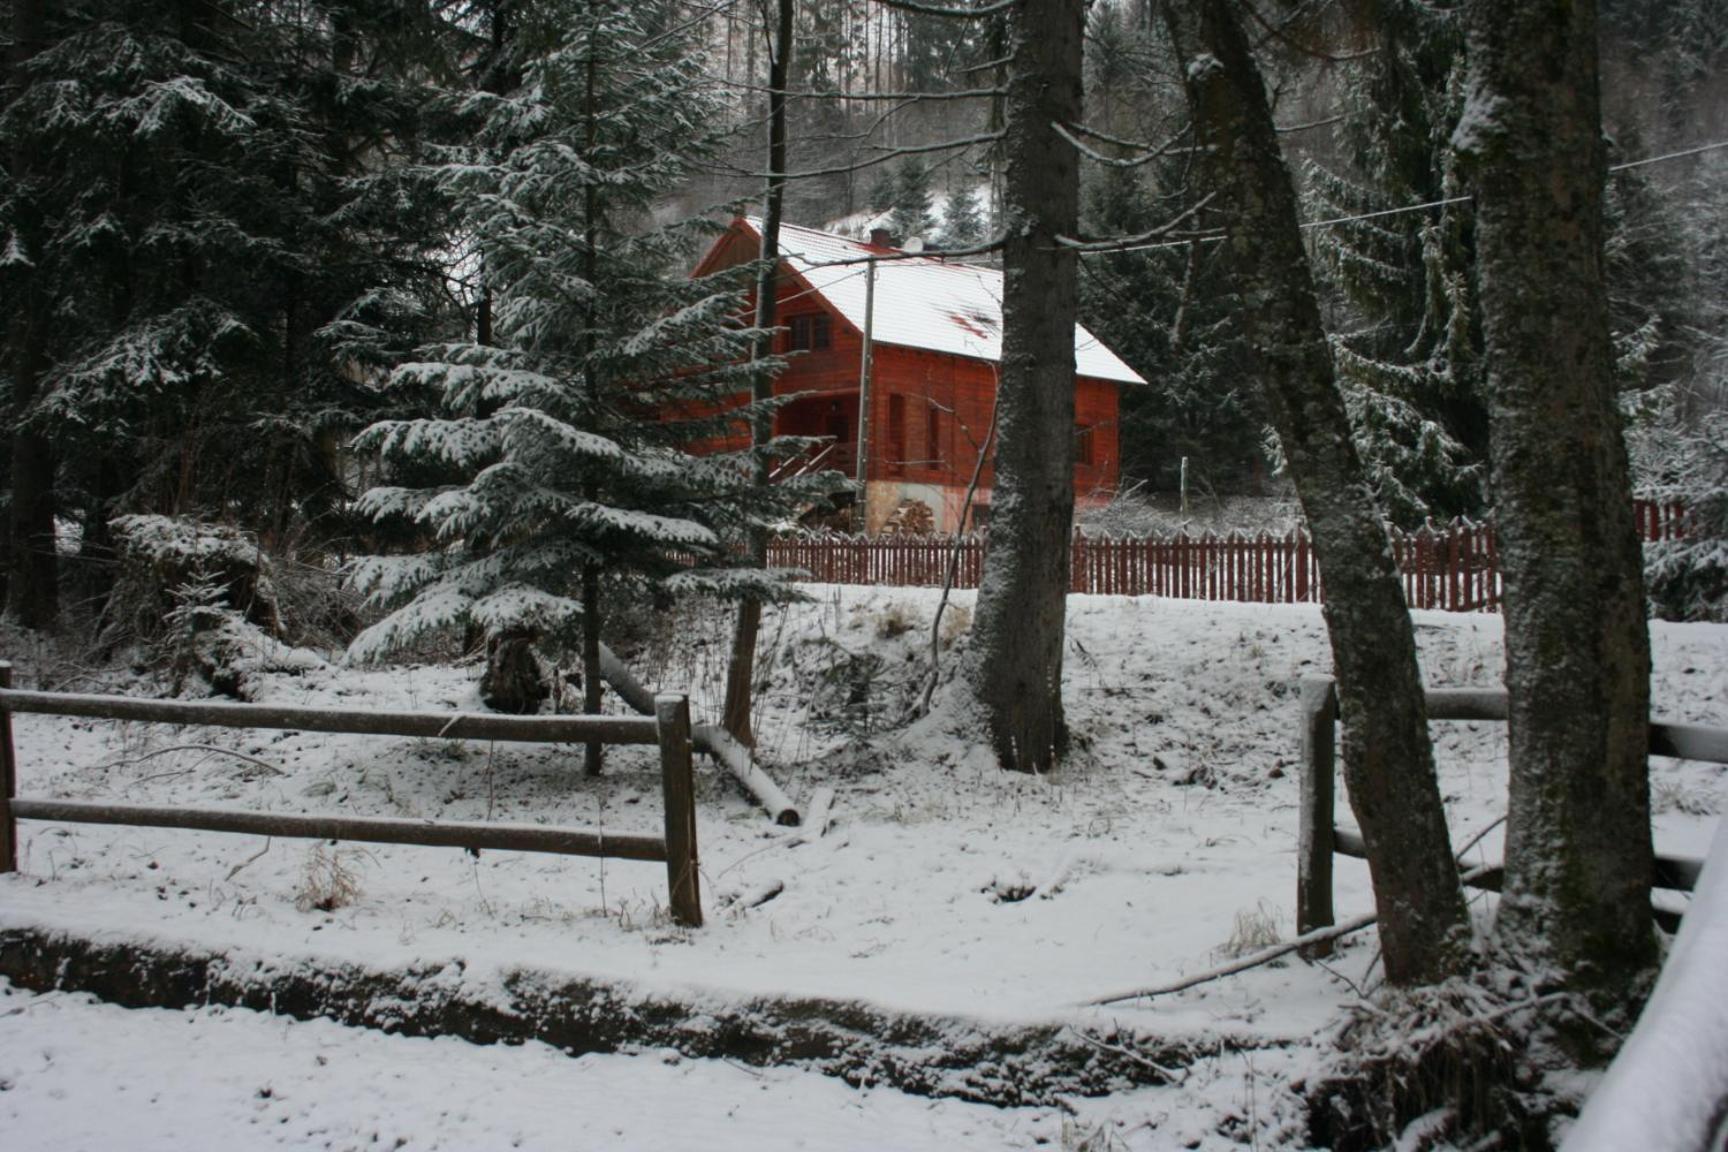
[0,0,451,625]
[1079,164,1265,495]
[867,167,897,216]
[939,183,983,249]
[890,158,935,242]
[1303,1,1487,526]
[348,0,830,725]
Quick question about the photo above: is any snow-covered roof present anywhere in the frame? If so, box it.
[740,218,1146,386]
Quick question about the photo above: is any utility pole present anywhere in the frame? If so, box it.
[854,254,876,532]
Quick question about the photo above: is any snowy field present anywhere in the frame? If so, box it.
[2,587,1724,1148]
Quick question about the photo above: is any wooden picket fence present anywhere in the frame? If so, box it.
[767,498,1688,614]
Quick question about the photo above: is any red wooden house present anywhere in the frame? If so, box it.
[690,218,1146,533]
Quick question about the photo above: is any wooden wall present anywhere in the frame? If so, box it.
[682,226,1126,520]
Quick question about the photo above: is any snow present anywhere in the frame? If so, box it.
[0,981,1057,1151]
[1561,822,1728,1152]
[741,218,1148,386]
[2,589,1724,1146]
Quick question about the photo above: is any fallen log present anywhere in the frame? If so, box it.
[598,644,800,826]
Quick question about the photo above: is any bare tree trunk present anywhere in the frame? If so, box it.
[964,0,1083,774]
[5,0,58,630]
[1458,0,1655,1000]
[581,33,604,775]
[721,0,794,747]
[1161,0,1468,985]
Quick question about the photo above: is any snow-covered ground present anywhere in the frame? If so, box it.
[2,588,1724,1148]
[0,979,1056,1151]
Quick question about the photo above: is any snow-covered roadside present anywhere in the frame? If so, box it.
[0,978,1057,1151]
[1,589,1722,1029]
[0,974,1333,1151]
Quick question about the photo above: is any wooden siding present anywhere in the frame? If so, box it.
[682,223,1126,513]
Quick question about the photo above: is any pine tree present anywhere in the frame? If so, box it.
[0,0,452,623]
[939,183,983,249]
[1629,154,1728,621]
[1303,1,1487,526]
[890,158,935,241]
[1079,164,1265,495]
[348,1,831,707]
[867,167,897,215]
[1602,139,1695,391]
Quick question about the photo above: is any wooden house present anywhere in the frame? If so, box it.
[689,218,1146,533]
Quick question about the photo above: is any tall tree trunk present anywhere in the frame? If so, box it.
[1161,0,1468,984]
[721,0,793,747]
[964,0,1083,774]
[581,33,604,775]
[1458,0,1655,999]
[5,0,57,630]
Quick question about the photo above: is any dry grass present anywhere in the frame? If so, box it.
[1219,900,1283,959]
[293,842,365,913]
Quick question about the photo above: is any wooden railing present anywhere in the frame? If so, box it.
[767,499,1686,613]
[1295,677,1728,948]
[0,662,703,927]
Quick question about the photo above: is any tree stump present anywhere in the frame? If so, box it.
[481,631,548,715]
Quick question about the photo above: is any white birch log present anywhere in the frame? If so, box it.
[597,644,800,826]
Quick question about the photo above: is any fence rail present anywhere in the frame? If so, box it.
[768,498,1688,613]
[1295,676,1727,949]
[0,663,703,927]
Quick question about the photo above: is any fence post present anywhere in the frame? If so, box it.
[1,662,15,873]
[1297,675,1338,955]
[655,693,702,928]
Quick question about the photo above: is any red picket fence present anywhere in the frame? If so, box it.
[766,499,1686,614]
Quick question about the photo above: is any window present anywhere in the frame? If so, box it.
[1076,424,1096,468]
[926,404,945,469]
[788,312,831,352]
[888,393,906,474]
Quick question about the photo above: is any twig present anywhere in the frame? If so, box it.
[1311,956,1365,997]
[1082,912,1379,1006]
[224,838,272,881]
[104,743,285,778]
[1453,814,1506,863]
[909,374,1001,722]
[1065,1025,1187,1082]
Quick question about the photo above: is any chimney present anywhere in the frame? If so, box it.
[869,227,895,249]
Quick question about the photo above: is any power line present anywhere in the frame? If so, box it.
[1081,137,1728,257]
[1608,139,1728,172]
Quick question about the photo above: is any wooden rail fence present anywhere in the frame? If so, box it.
[0,662,704,927]
[1295,676,1728,949]
[767,498,1688,613]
